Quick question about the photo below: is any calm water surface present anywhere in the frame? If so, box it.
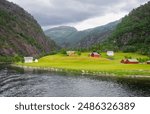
[0,65,150,97]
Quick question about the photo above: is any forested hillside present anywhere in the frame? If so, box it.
[107,1,150,55]
[76,21,119,49]
[0,0,57,61]
[44,26,77,47]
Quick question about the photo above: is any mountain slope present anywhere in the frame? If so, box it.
[0,0,57,57]
[76,21,120,48]
[44,26,77,46]
[108,1,150,55]
[45,21,119,48]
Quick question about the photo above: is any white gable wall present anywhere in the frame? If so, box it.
[24,57,33,63]
[107,51,114,56]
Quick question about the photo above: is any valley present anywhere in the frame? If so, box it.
[44,21,120,48]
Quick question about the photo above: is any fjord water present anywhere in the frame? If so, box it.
[0,65,150,97]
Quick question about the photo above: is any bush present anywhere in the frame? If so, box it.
[0,55,23,63]
[124,56,132,59]
[122,46,137,52]
[49,51,57,55]
[60,49,67,55]
[137,58,150,63]
[76,51,81,56]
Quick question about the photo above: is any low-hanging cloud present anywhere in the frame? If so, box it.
[8,0,149,27]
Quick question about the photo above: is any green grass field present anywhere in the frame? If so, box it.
[17,52,150,76]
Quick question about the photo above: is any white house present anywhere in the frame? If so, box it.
[24,57,33,63]
[107,51,114,56]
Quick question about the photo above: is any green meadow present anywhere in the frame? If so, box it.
[17,52,150,77]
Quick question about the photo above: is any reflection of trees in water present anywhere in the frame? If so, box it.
[79,75,150,97]
[116,78,150,97]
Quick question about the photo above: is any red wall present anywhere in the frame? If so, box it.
[91,55,100,57]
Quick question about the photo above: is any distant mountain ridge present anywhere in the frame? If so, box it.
[76,21,120,48]
[44,26,77,47]
[44,21,120,48]
[0,0,57,57]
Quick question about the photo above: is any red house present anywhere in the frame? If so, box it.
[121,59,139,64]
[89,52,100,58]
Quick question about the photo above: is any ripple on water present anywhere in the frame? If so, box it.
[0,67,150,97]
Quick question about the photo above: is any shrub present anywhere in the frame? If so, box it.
[60,49,67,55]
[137,58,150,63]
[122,46,137,52]
[0,55,23,63]
[124,56,132,59]
[76,51,81,56]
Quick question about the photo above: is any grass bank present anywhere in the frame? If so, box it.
[16,52,150,77]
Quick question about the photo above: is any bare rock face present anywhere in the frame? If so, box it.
[0,0,56,57]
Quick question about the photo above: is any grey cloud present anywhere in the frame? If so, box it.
[8,0,150,26]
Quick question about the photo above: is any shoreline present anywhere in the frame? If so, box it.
[12,64,150,79]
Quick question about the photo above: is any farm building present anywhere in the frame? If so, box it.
[107,51,114,56]
[66,51,76,56]
[147,61,150,64]
[89,52,100,58]
[34,59,38,63]
[24,57,33,63]
[121,59,139,64]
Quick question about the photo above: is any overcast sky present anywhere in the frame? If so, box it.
[8,0,149,30]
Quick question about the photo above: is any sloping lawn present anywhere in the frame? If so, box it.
[17,52,150,76]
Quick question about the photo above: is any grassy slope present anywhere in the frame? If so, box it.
[17,52,150,76]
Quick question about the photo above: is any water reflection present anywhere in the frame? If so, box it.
[0,65,150,97]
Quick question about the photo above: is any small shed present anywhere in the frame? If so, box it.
[90,52,100,58]
[107,51,114,56]
[147,61,150,64]
[66,51,76,56]
[24,57,33,63]
[121,59,139,64]
[34,59,38,63]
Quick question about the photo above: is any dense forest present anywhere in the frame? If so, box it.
[97,1,150,55]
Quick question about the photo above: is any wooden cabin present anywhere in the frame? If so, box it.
[89,52,100,58]
[107,51,114,56]
[24,57,33,63]
[121,59,139,64]
[147,61,150,64]
[66,51,76,56]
